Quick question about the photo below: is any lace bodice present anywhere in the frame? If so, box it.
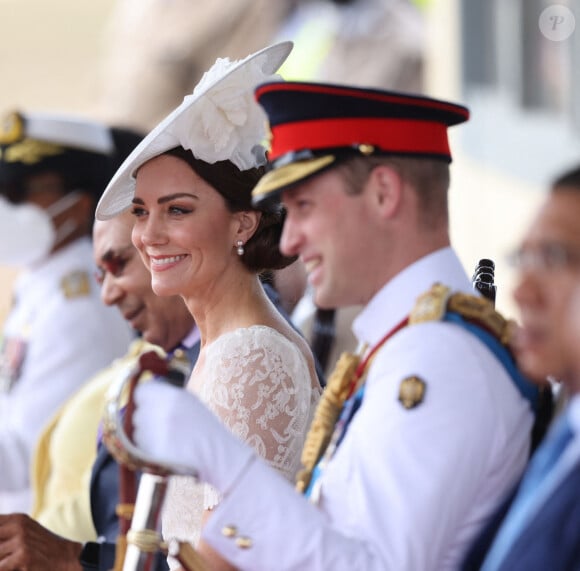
[162,325,320,563]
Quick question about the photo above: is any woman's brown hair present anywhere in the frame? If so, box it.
[165,147,297,273]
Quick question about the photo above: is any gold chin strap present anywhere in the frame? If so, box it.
[252,155,336,199]
[296,346,366,494]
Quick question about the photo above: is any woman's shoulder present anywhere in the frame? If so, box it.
[206,325,321,390]
[208,324,300,355]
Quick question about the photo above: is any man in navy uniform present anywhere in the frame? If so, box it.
[102,81,539,570]
[0,112,140,514]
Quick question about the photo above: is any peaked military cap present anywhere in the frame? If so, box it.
[0,111,142,202]
[251,81,470,207]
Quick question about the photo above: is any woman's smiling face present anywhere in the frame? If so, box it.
[131,153,240,299]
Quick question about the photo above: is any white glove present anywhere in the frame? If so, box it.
[133,380,255,495]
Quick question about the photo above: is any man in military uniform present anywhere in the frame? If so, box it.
[0,112,140,514]
[100,82,538,569]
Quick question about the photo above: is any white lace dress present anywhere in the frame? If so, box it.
[161,325,320,567]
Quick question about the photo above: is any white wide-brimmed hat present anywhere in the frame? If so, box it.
[95,41,293,220]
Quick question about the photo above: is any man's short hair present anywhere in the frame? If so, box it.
[337,155,450,230]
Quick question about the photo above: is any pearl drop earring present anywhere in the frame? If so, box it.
[236,240,244,256]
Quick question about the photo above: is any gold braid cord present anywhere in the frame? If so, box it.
[295,283,517,496]
[296,350,363,494]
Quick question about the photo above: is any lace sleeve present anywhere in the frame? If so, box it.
[200,325,317,509]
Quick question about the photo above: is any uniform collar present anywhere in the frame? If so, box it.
[352,247,472,349]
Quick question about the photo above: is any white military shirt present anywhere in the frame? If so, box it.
[0,237,132,514]
[203,247,534,570]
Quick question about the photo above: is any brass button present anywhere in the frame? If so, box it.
[235,536,253,549]
[221,525,237,538]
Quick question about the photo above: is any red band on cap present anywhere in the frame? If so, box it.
[268,118,451,161]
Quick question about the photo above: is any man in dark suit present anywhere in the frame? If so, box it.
[462,165,580,571]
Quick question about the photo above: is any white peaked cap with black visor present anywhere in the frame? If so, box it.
[95,41,293,221]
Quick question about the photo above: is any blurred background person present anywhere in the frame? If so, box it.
[276,0,424,91]
[94,0,425,132]
[0,112,139,514]
[32,210,197,545]
[0,210,194,571]
[462,164,580,570]
[93,0,293,130]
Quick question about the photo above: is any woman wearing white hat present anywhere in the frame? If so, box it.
[96,42,321,570]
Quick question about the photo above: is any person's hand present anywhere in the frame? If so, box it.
[0,513,82,570]
[133,380,255,494]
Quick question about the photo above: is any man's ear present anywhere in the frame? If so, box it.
[367,165,403,219]
[234,210,262,243]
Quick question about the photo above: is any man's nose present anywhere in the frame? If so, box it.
[100,273,123,306]
[279,218,302,257]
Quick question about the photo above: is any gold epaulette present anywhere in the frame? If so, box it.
[409,283,516,346]
[296,350,362,494]
[60,270,91,299]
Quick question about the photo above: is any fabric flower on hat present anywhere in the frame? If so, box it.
[95,42,293,220]
[172,56,281,171]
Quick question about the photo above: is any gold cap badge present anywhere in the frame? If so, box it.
[0,112,25,145]
[398,375,426,409]
[0,111,65,165]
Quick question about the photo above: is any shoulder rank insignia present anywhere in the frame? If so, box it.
[409,282,515,346]
[409,283,452,324]
[61,270,91,299]
[398,375,426,409]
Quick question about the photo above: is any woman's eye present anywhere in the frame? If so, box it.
[168,205,193,215]
[131,206,147,218]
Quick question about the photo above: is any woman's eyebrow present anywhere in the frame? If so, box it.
[132,193,198,206]
[158,193,198,204]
